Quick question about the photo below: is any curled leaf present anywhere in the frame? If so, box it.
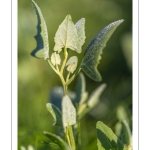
[81,19,124,81]
[30,0,49,60]
[66,56,78,73]
[46,103,62,126]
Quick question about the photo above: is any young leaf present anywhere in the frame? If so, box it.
[50,86,76,110]
[46,103,62,126]
[43,131,71,150]
[66,56,78,73]
[30,0,49,60]
[121,120,132,146]
[54,15,78,53]
[81,19,124,81]
[96,121,124,150]
[62,95,76,127]
[75,18,86,53]
[51,52,61,66]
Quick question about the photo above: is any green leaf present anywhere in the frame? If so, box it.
[121,120,132,146]
[75,18,86,53]
[66,56,78,73]
[75,72,88,104]
[46,103,62,126]
[51,52,61,66]
[81,19,124,81]
[30,0,49,60]
[62,95,76,127]
[87,83,106,108]
[96,121,124,150]
[43,131,71,150]
[54,15,78,53]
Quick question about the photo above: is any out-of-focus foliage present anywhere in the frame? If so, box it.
[18,0,132,149]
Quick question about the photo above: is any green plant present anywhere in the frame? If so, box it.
[28,0,132,150]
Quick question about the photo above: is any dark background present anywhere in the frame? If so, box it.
[18,0,132,149]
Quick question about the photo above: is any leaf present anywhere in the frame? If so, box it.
[87,83,106,108]
[66,56,78,73]
[30,0,49,60]
[81,19,124,81]
[46,103,62,125]
[96,121,124,150]
[75,18,86,53]
[51,52,61,66]
[62,95,76,127]
[74,72,88,104]
[43,131,71,150]
[50,86,76,110]
[121,120,132,146]
[54,15,78,53]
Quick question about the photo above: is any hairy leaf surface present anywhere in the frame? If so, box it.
[54,15,78,53]
[75,18,86,53]
[81,19,124,81]
[31,0,49,60]
[62,95,76,127]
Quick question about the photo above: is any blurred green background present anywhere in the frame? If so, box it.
[18,0,132,149]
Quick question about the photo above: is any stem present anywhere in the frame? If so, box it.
[47,58,59,75]
[60,47,68,75]
[68,125,76,150]
[67,67,81,86]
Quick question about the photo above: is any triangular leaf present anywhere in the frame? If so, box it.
[121,120,132,146]
[81,19,124,81]
[54,15,78,53]
[62,95,76,127]
[43,131,71,150]
[75,18,86,53]
[30,0,49,60]
[46,103,62,126]
[96,121,124,150]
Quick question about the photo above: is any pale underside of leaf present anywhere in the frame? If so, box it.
[75,18,86,53]
[66,56,78,73]
[51,52,61,66]
[81,19,124,81]
[31,0,49,60]
[54,15,78,53]
[62,95,76,127]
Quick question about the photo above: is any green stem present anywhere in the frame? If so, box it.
[47,58,59,75]
[68,125,76,150]
[60,47,68,75]
[67,67,81,86]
